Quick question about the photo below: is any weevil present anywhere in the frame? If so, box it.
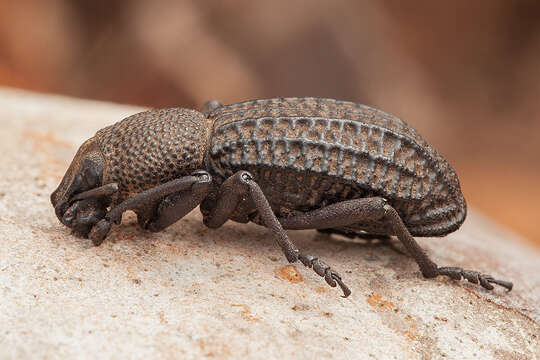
[51,97,513,297]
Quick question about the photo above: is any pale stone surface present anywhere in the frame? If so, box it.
[0,87,538,359]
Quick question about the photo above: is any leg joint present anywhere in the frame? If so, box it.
[191,170,212,183]
[191,170,213,195]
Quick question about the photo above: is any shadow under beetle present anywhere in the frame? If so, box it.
[51,97,513,297]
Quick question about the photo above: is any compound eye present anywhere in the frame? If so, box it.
[81,159,104,189]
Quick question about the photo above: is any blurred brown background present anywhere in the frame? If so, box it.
[1,0,539,246]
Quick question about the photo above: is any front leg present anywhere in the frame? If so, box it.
[89,171,212,245]
[202,170,351,298]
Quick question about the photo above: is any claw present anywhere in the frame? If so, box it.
[332,273,351,298]
[478,275,494,290]
[488,278,513,291]
[297,252,351,297]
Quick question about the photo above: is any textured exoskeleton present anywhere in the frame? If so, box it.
[51,98,513,297]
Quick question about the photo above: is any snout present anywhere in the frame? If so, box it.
[50,187,62,209]
[51,173,81,224]
[51,170,93,224]
[51,167,107,236]
[51,135,106,229]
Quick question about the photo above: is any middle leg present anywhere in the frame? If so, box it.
[202,170,351,297]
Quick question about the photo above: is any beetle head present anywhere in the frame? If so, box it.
[51,136,109,236]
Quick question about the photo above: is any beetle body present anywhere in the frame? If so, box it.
[206,98,466,237]
[51,97,512,296]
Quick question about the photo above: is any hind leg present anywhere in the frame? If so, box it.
[279,197,512,291]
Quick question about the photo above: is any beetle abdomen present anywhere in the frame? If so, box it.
[208,97,466,236]
[96,108,211,203]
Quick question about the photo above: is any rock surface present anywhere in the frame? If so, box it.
[0,87,538,359]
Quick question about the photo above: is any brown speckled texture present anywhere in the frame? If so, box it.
[97,108,211,203]
[209,98,466,236]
